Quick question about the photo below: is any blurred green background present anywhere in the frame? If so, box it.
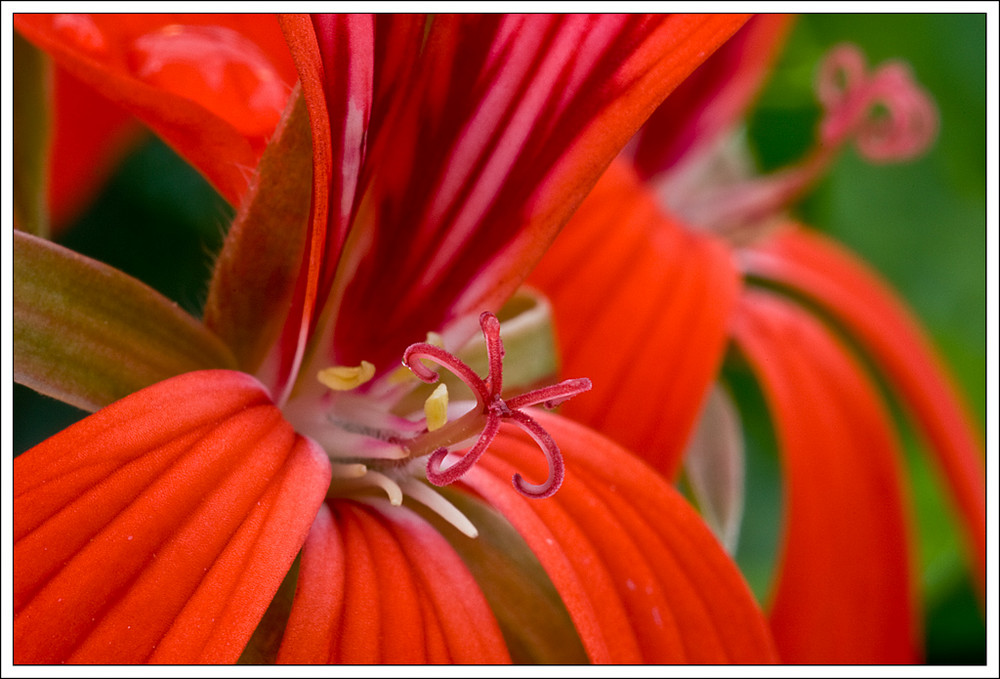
[13,13,986,664]
[739,13,986,664]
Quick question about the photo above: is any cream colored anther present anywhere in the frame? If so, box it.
[317,361,376,391]
[424,383,449,432]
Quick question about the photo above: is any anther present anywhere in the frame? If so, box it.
[424,383,450,432]
[402,311,591,499]
[318,361,376,391]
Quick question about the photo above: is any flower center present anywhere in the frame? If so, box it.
[403,311,591,498]
[287,310,590,537]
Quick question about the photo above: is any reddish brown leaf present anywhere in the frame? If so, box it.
[203,86,313,376]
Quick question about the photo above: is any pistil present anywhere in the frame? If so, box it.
[663,43,938,244]
[402,311,591,498]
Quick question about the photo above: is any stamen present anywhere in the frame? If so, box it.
[310,425,409,460]
[398,477,479,538]
[326,466,405,505]
[424,383,450,432]
[324,391,426,439]
[330,462,368,479]
[401,311,591,499]
[360,470,404,506]
[317,361,376,391]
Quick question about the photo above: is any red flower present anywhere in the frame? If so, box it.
[13,13,778,664]
[529,15,984,663]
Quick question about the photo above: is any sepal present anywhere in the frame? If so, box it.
[14,231,238,412]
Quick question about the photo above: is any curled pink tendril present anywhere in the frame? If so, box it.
[402,311,591,499]
[402,342,491,403]
[817,44,937,163]
[426,413,502,486]
[674,43,938,242]
[507,409,565,498]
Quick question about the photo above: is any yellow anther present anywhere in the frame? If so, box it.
[317,361,376,391]
[424,383,449,432]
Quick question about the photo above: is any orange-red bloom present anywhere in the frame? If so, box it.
[13,13,780,664]
[529,15,984,663]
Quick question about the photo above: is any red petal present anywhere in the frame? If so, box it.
[732,291,919,663]
[278,500,509,664]
[370,15,429,136]
[464,456,641,663]
[461,413,778,663]
[14,14,297,205]
[272,503,344,663]
[631,14,794,179]
[324,503,380,663]
[342,504,426,663]
[377,502,510,663]
[13,370,331,664]
[326,14,749,374]
[742,227,986,597]
[528,159,741,477]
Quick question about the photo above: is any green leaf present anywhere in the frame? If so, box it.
[418,488,589,664]
[14,230,238,412]
[13,31,52,238]
[203,85,312,373]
